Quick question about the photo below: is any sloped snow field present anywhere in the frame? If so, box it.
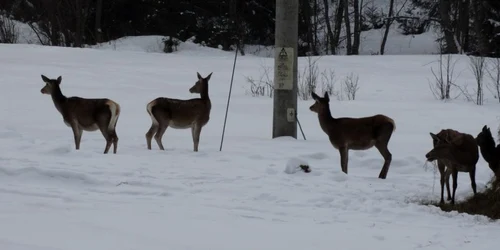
[1,43,499,250]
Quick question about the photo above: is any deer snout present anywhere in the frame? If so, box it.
[425,152,435,161]
[189,85,199,94]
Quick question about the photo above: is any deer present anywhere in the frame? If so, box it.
[145,72,212,152]
[425,129,479,205]
[40,75,121,154]
[309,91,396,179]
[475,125,500,179]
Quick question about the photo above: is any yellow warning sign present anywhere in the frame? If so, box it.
[274,47,294,90]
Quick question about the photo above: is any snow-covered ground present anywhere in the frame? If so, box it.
[1,41,500,250]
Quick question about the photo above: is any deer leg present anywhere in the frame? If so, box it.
[438,161,446,204]
[145,124,158,150]
[96,119,113,154]
[339,146,349,174]
[469,166,477,195]
[191,124,202,152]
[110,130,119,154]
[375,142,392,179]
[154,122,168,151]
[451,169,458,205]
[70,122,82,150]
[445,168,452,201]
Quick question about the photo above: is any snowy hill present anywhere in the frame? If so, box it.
[0,42,499,250]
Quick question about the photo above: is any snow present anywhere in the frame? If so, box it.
[284,157,311,174]
[1,40,500,250]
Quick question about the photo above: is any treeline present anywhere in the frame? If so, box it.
[0,0,499,57]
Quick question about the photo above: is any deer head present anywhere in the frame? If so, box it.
[426,132,456,161]
[189,72,212,94]
[309,91,330,113]
[475,125,492,145]
[40,75,62,95]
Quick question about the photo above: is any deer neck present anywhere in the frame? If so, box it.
[479,142,497,165]
[199,85,210,101]
[317,107,336,132]
[50,86,67,114]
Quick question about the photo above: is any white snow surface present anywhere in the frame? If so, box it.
[1,42,500,250]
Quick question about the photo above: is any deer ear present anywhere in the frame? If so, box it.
[430,132,439,141]
[205,72,213,81]
[482,125,489,132]
[197,72,202,80]
[56,76,62,84]
[324,91,329,101]
[311,92,320,100]
[41,75,49,82]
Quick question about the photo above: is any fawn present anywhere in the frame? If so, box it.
[475,125,500,179]
[309,91,396,179]
[40,75,121,154]
[145,72,212,152]
[426,129,479,204]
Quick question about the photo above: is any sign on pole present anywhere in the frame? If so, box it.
[274,47,294,90]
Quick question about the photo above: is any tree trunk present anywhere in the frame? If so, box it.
[332,0,345,55]
[343,0,352,55]
[74,0,82,47]
[439,0,458,53]
[301,0,315,55]
[95,0,103,44]
[352,0,361,54]
[473,0,488,56]
[323,0,335,54]
[380,0,394,55]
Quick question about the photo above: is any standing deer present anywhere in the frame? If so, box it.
[425,129,479,205]
[40,75,121,154]
[309,91,396,179]
[475,125,500,178]
[145,72,212,152]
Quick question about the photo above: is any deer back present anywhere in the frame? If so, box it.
[153,97,210,125]
[327,115,393,147]
[64,97,116,126]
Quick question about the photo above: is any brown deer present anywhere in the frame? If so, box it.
[475,125,500,179]
[145,72,212,152]
[309,91,396,179]
[425,129,479,205]
[40,75,121,154]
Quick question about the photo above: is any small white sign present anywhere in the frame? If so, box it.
[286,108,295,122]
[274,47,294,90]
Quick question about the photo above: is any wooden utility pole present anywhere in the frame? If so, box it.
[273,0,298,139]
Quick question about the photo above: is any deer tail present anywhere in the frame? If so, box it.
[387,117,396,132]
[146,99,159,126]
[106,100,120,131]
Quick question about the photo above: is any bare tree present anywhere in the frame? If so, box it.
[469,56,486,105]
[486,58,500,102]
[343,72,360,100]
[428,41,460,100]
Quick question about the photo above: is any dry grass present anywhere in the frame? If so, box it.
[420,177,500,220]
